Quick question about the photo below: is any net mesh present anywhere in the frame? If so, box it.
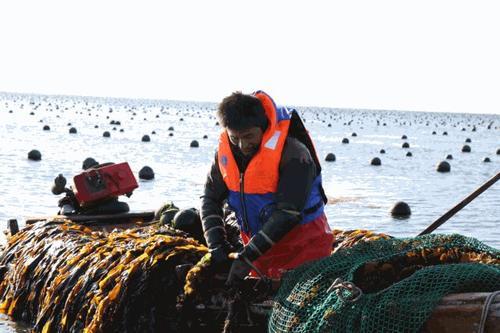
[269,234,500,333]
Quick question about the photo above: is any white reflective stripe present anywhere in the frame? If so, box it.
[264,130,281,150]
[283,209,301,216]
[258,230,275,246]
[202,215,223,223]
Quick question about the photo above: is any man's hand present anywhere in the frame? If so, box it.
[226,254,251,287]
[209,243,232,270]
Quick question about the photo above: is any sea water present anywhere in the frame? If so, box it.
[0,92,498,331]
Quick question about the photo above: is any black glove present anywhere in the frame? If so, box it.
[226,255,252,287]
[202,215,228,249]
[209,241,233,270]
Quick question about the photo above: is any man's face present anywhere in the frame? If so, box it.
[227,126,264,156]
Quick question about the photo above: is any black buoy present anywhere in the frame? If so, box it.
[351,132,357,137]
[203,135,208,139]
[139,166,155,180]
[94,125,99,128]
[370,157,381,166]
[28,149,42,161]
[445,154,453,160]
[172,208,204,243]
[402,142,410,148]
[462,145,471,153]
[142,135,151,142]
[432,131,436,135]
[483,157,491,163]
[496,148,500,155]
[436,161,451,172]
[401,134,407,140]
[190,140,199,148]
[390,201,411,217]
[43,125,50,131]
[443,131,448,135]
[342,138,349,144]
[325,153,336,162]
[82,157,99,170]
[380,149,386,154]
[465,138,471,143]
[103,131,110,138]
[69,127,77,134]
[406,152,412,157]
[168,126,174,131]
[151,130,156,135]
[169,133,174,137]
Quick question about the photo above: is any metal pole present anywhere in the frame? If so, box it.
[418,171,500,236]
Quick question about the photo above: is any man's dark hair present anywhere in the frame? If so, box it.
[217,92,268,131]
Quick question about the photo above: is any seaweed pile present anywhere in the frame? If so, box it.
[352,235,500,293]
[0,219,208,332]
[0,223,399,332]
[4,221,485,332]
[331,229,392,252]
[331,230,499,293]
[269,233,500,333]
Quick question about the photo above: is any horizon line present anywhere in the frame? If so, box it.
[1,90,498,117]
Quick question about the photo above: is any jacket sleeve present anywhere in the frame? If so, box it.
[241,138,317,262]
[200,151,230,250]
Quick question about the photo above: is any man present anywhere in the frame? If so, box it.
[200,91,333,285]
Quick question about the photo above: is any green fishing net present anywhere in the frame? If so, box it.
[269,234,500,332]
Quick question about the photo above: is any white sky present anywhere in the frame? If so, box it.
[1,0,499,114]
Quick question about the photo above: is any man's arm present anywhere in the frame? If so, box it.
[200,152,232,262]
[238,138,316,262]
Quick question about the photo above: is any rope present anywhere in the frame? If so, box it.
[327,278,363,303]
[478,290,500,333]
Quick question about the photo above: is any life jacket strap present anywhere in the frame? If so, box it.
[303,200,324,215]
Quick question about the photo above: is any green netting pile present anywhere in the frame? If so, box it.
[269,234,500,333]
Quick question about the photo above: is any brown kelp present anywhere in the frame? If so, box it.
[331,230,499,293]
[332,229,392,252]
[2,221,496,332]
[0,219,207,332]
[0,226,405,332]
[269,234,500,333]
[352,235,500,294]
